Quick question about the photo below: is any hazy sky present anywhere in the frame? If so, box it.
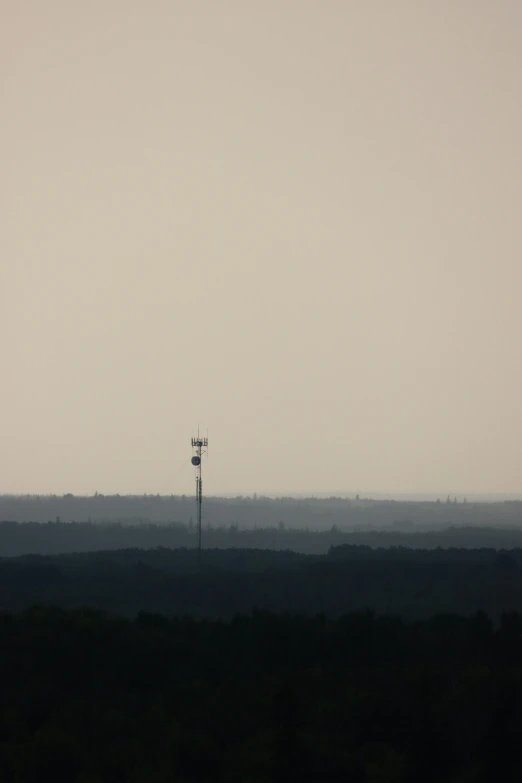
[2,1,522,496]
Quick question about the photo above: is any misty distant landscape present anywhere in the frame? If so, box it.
[3,495,522,623]
[4,0,522,779]
[3,491,522,531]
[4,497,522,780]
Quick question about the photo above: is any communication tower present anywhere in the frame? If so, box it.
[191,433,208,562]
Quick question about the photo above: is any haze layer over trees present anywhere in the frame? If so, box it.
[2,493,522,531]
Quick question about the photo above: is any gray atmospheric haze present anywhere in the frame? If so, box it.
[2,1,522,497]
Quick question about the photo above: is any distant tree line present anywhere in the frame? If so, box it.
[4,519,522,558]
[2,493,522,531]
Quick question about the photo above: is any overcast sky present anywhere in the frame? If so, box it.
[2,1,521,496]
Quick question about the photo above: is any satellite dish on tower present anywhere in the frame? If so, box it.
[191,456,201,466]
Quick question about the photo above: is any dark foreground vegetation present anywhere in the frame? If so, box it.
[3,544,522,620]
[4,520,522,781]
[2,605,522,782]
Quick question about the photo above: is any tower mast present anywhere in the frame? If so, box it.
[191,432,208,563]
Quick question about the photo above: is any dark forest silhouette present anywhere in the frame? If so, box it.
[4,501,522,780]
[2,605,522,782]
[2,538,522,621]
